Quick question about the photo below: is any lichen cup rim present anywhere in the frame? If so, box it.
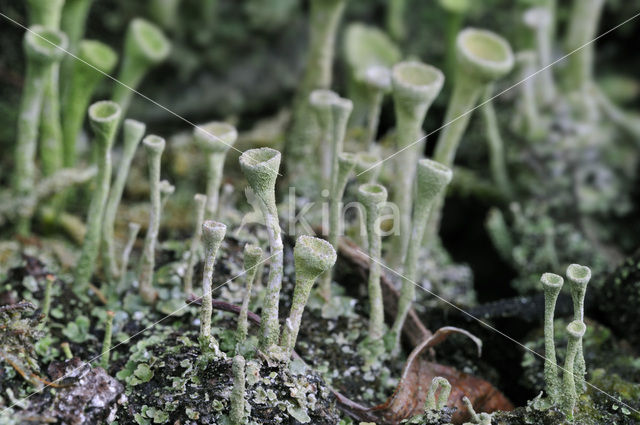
[392,61,445,101]
[338,152,357,166]
[194,121,238,153]
[202,220,227,241]
[239,147,281,173]
[541,272,564,289]
[566,264,591,285]
[310,89,340,108]
[25,25,68,62]
[130,17,171,62]
[142,134,166,153]
[363,65,392,91]
[523,6,552,28]
[417,158,453,181]
[566,320,586,338]
[294,235,337,279]
[88,100,121,123]
[456,28,514,81]
[358,182,388,204]
[78,39,118,72]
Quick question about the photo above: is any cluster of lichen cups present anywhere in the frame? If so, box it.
[540,264,592,417]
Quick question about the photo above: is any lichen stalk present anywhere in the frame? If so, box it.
[102,119,145,281]
[138,135,166,304]
[391,159,452,351]
[480,85,512,196]
[309,89,339,186]
[438,0,471,79]
[60,0,94,90]
[566,264,591,395]
[159,179,174,210]
[389,61,444,268]
[281,236,336,359]
[515,51,543,139]
[119,222,140,288]
[236,244,263,349]
[61,342,73,359]
[13,26,68,235]
[100,310,114,369]
[355,151,381,185]
[328,97,353,234]
[362,66,391,149]
[540,272,563,402]
[523,6,556,104]
[562,320,586,415]
[230,355,246,425]
[27,0,66,178]
[386,0,407,42]
[199,220,226,354]
[564,0,605,92]
[285,0,346,191]
[41,274,55,325]
[320,153,356,300]
[428,28,514,239]
[424,376,451,411]
[357,183,388,352]
[193,121,238,217]
[62,40,118,167]
[239,148,283,350]
[74,101,121,291]
[184,194,208,294]
[112,18,171,116]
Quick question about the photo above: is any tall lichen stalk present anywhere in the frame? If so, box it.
[13,26,67,235]
[27,0,66,178]
[239,148,283,351]
[236,244,263,350]
[390,159,452,351]
[540,272,564,402]
[138,135,166,304]
[285,0,347,192]
[357,183,388,362]
[428,28,513,239]
[389,61,444,268]
[199,220,226,355]
[102,119,146,282]
[60,0,95,93]
[184,194,208,294]
[74,101,121,292]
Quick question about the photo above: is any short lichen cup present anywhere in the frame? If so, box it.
[280,236,337,358]
[194,121,238,216]
[565,263,591,394]
[199,220,227,354]
[562,320,587,415]
[112,18,171,115]
[455,28,515,86]
[390,61,445,267]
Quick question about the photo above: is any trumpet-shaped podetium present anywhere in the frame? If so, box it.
[566,264,591,394]
[309,89,339,185]
[390,159,452,351]
[562,320,586,416]
[343,23,400,129]
[193,121,238,217]
[285,0,347,193]
[355,150,382,184]
[14,26,68,235]
[281,236,337,359]
[138,135,166,304]
[523,6,555,105]
[102,119,145,281]
[112,18,171,116]
[320,152,356,300]
[74,101,121,291]
[564,0,605,93]
[429,28,514,237]
[239,148,283,350]
[357,183,388,358]
[390,61,444,268]
[236,244,263,349]
[199,220,227,354]
[184,194,208,294]
[62,40,118,167]
[438,0,471,79]
[27,0,66,177]
[540,272,564,403]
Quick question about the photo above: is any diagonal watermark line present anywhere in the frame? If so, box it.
[0,11,283,176]
[357,10,640,177]
[0,250,277,416]
[356,247,640,415]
